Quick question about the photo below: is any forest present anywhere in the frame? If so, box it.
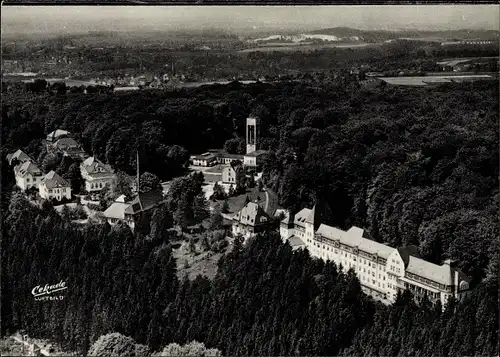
[1,78,498,355]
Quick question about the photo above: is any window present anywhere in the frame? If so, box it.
[27,178,30,182]
[372,280,376,284]
[335,249,338,254]
[49,189,53,194]
[363,268,366,273]
[372,272,375,277]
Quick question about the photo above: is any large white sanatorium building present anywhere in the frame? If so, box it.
[279,205,472,307]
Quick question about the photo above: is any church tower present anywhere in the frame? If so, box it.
[246,117,258,154]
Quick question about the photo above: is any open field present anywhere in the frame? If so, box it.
[380,74,495,86]
[238,42,377,53]
[173,240,228,280]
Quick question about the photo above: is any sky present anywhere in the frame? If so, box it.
[2,5,499,35]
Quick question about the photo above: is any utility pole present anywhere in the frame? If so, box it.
[136,150,140,194]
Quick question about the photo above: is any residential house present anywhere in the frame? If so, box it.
[232,201,271,240]
[6,149,32,166]
[191,152,218,167]
[123,190,166,231]
[39,170,72,201]
[80,156,115,193]
[14,161,44,190]
[207,150,245,165]
[50,137,88,159]
[103,194,129,226]
[221,160,243,184]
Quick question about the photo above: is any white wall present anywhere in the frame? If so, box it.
[39,185,72,201]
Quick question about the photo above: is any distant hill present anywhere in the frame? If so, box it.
[306,27,500,42]
[248,27,500,44]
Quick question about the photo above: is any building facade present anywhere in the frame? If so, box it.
[13,161,44,191]
[279,205,472,307]
[39,171,72,201]
[80,156,115,193]
[232,201,271,240]
[221,161,243,184]
[191,152,218,167]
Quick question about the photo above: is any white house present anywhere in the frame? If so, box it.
[80,156,115,193]
[13,161,44,191]
[103,194,129,226]
[280,204,472,307]
[191,152,217,167]
[39,171,72,201]
[232,201,271,241]
[221,161,243,184]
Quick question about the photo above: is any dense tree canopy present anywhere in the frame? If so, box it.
[1,79,498,356]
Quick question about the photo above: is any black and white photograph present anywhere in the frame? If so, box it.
[1,4,499,357]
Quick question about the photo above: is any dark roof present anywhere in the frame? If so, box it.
[14,161,42,177]
[124,190,165,215]
[192,152,217,160]
[233,201,270,227]
[81,156,113,175]
[397,245,421,267]
[207,149,244,160]
[42,170,70,189]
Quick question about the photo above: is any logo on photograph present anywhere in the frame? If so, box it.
[32,280,67,301]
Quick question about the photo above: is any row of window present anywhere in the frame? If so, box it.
[48,188,67,194]
[406,272,446,290]
[90,182,105,189]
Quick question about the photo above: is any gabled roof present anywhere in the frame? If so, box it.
[406,256,456,286]
[233,201,270,227]
[14,161,42,177]
[41,170,70,189]
[316,224,365,248]
[294,208,312,227]
[7,149,32,165]
[46,129,70,141]
[124,190,164,215]
[104,199,130,220]
[358,238,395,259]
[397,246,421,267]
[81,156,114,175]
